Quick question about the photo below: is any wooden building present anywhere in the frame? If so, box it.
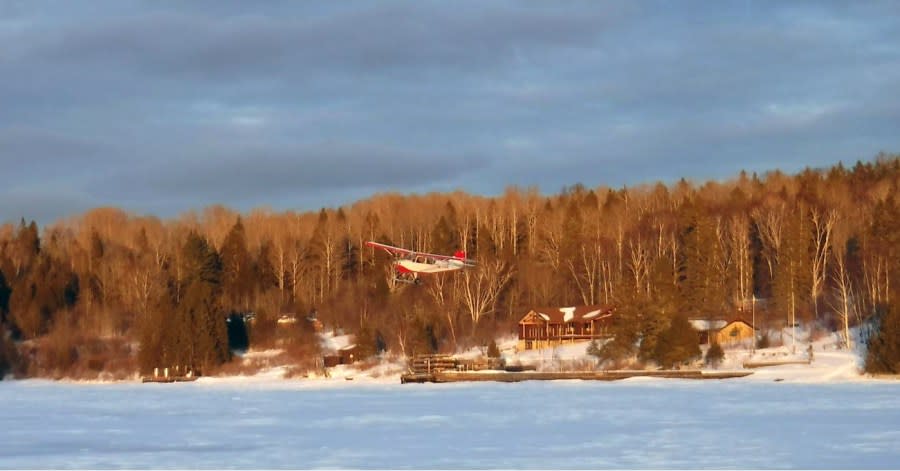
[714,319,755,345]
[517,305,615,351]
[689,318,755,345]
[323,344,359,368]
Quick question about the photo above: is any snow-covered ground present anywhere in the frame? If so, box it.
[1,328,897,468]
[2,375,899,468]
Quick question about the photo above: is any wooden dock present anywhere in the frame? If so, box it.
[401,369,753,383]
[141,366,199,383]
[141,375,198,383]
[742,359,810,368]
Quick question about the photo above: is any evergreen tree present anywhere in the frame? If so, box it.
[772,207,811,342]
[431,215,458,254]
[678,202,726,319]
[220,218,252,310]
[355,322,379,360]
[865,195,900,373]
[0,270,10,323]
[0,327,22,378]
[255,240,279,293]
[638,258,680,363]
[866,303,900,374]
[181,231,222,287]
[8,254,78,339]
[653,314,701,369]
[142,232,228,375]
[705,342,725,368]
[593,291,641,367]
[487,339,501,358]
[181,232,227,372]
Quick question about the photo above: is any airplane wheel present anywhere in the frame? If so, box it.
[414,278,422,286]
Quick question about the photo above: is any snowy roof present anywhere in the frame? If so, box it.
[520,305,614,324]
[583,309,610,320]
[689,319,728,331]
[689,318,754,331]
[319,332,356,353]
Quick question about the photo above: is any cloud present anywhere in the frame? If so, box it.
[0,187,94,226]
[91,142,489,206]
[1,1,899,225]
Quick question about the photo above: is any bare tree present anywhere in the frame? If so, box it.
[753,200,786,282]
[810,207,837,319]
[459,259,514,329]
[726,213,753,308]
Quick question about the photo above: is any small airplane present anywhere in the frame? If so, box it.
[365,240,476,285]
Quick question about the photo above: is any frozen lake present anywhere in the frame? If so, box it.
[2,378,899,469]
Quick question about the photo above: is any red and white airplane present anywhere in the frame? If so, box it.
[365,240,476,284]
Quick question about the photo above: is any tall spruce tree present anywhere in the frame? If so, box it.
[0,270,10,323]
[772,206,812,348]
[653,314,701,369]
[678,202,726,319]
[865,195,900,373]
[220,218,252,310]
[180,232,228,373]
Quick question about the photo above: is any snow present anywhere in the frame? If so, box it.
[689,319,729,331]
[319,330,355,352]
[583,309,608,320]
[1,327,898,468]
[2,375,899,468]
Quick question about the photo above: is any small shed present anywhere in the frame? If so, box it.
[338,344,359,365]
[688,319,728,345]
[714,319,755,345]
[689,318,755,345]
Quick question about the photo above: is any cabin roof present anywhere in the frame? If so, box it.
[689,317,755,331]
[520,305,614,324]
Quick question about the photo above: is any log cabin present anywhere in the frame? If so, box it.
[517,305,615,351]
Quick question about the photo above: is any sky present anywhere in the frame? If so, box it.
[2,1,899,226]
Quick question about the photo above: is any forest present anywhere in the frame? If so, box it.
[0,155,898,379]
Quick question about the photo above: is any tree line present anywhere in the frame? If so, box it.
[1,155,898,378]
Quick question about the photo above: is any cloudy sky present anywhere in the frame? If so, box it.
[2,1,899,225]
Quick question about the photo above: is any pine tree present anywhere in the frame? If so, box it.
[678,203,727,319]
[705,342,725,368]
[431,215,458,255]
[653,314,701,369]
[866,303,900,374]
[865,195,900,373]
[255,240,279,293]
[772,206,812,348]
[594,291,641,367]
[143,232,228,375]
[220,218,252,310]
[487,339,501,358]
[0,270,10,323]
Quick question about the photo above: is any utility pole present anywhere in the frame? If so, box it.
[751,295,756,354]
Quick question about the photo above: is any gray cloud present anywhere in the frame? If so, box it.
[94,142,488,202]
[2,1,899,225]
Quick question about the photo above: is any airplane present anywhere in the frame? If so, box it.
[365,240,476,285]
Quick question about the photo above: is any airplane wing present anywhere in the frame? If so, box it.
[414,249,477,267]
[365,241,475,267]
[365,241,415,257]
